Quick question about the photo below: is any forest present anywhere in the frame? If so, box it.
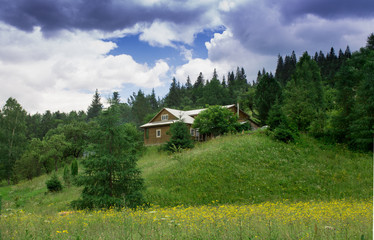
[0,33,373,185]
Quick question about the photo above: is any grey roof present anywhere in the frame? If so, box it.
[140,104,238,128]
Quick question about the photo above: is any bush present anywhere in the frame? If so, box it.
[71,158,78,176]
[46,173,63,192]
[273,124,297,143]
[165,121,194,152]
[63,165,71,186]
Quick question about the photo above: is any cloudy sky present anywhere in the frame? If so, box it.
[0,0,373,113]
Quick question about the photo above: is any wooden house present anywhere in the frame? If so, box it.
[140,104,259,146]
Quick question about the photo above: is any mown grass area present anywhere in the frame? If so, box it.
[140,132,372,206]
[1,200,372,239]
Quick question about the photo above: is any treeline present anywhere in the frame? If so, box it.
[1,34,373,185]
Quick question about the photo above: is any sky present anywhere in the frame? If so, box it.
[0,0,373,114]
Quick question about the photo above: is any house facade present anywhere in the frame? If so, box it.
[140,104,258,146]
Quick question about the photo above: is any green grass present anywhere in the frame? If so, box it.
[139,132,372,206]
[0,132,372,239]
[0,169,82,214]
[0,132,372,212]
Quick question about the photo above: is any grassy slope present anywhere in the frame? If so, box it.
[139,132,372,206]
[0,169,82,214]
[0,132,372,213]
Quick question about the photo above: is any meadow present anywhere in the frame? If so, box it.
[0,132,373,239]
[1,200,372,239]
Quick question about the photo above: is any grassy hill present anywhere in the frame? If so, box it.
[139,132,372,206]
[0,132,372,213]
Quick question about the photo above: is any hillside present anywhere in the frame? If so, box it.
[0,132,372,213]
[139,132,373,206]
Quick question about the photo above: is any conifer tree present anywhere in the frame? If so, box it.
[254,72,282,123]
[282,52,324,131]
[0,98,27,184]
[87,89,103,121]
[72,106,144,209]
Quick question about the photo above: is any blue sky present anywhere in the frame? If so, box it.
[0,0,373,113]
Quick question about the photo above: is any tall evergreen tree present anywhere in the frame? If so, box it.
[148,88,159,111]
[0,98,27,184]
[72,106,144,209]
[87,89,103,121]
[128,90,152,126]
[109,91,121,106]
[282,52,324,131]
[366,33,374,50]
[254,72,282,123]
[164,77,181,108]
[192,72,205,106]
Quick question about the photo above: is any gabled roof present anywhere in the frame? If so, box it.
[140,107,195,128]
[140,104,247,128]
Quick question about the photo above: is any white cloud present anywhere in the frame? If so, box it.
[175,29,276,84]
[0,23,169,113]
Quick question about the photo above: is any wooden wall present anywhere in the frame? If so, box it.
[152,109,178,122]
[143,125,171,145]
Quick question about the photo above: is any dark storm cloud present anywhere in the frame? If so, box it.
[274,0,374,21]
[0,0,203,33]
[223,0,374,56]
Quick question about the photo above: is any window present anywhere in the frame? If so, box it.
[190,128,195,136]
[161,114,168,121]
[156,129,161,138]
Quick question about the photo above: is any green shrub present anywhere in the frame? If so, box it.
[273,123,297,143]
[46,173,63,192]
[71,158,78,176]
[165,121,194,152]
[63,165,71,186]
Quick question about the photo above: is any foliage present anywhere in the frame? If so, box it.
[86,89,103,121]
[45,121,91,159]
[282,52,324,131]
[71,158,78,176]
[272,123,297,143]
[0,97,27,184]
[255,72,281,123]
[46,173,63,192]
[165,121,194,152]
[128,89,153,126]
[192,105,239,137]
[40,133,70,173]
[63,165,71,186]
[14,138,45,180]
[72,106,144,209]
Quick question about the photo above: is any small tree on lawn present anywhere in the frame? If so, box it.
[192,105,239,137]
[165,121,194,152]
[72,105,144,209]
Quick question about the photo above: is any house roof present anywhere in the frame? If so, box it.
[140,104,248,128]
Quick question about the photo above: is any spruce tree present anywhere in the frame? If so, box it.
[72,105,144,209]
[87,89,103,121]
[282,52,324,131]
[254,72,282,124]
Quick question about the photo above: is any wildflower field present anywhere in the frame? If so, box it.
[1,199,372,239]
